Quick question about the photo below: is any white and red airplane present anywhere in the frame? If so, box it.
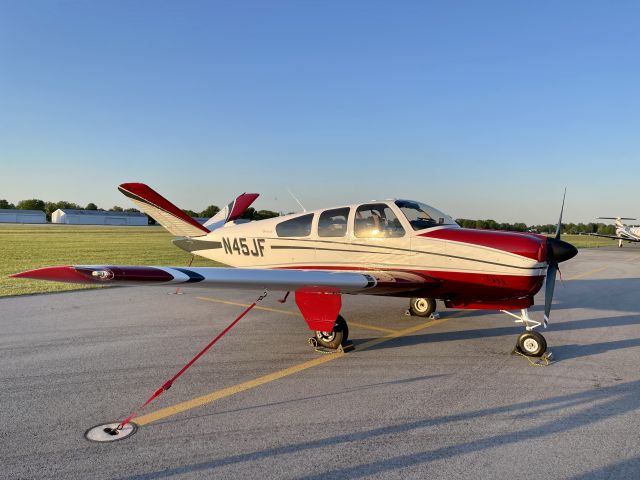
[13,183,577,358]
[588,217,640,248]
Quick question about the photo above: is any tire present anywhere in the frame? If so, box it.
[409,297,436,317]
[517,331,547,357]
[315,315,349,349]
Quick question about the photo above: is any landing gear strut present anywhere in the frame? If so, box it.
[501,308,549,358]
[314,315,349,349]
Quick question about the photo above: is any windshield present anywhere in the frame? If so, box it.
[395,200,458,231]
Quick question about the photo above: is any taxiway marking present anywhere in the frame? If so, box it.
[134,311,464,426]
[566,265,608,281]
[196,296,399,333]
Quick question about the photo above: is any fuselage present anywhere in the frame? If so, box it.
[174,199,551,309]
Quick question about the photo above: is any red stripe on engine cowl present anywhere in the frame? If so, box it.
[419,228,546,261]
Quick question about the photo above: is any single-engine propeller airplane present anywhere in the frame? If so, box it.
[13,183,577,358]
[587,217,640,248]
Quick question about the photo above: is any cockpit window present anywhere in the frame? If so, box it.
[276,213,314,237]
[354,204,405,238]
[318,207,349,237]
[395,200,457,231]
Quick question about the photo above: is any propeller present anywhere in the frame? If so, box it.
[543,189,578,325]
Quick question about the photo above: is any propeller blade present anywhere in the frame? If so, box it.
[544,261,558,326]
[555,188,566,240]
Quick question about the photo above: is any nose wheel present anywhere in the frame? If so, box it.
[516,331,547,357]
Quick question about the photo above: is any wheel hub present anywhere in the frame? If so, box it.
[522,338,539,353]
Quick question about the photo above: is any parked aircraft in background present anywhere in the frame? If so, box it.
[12,183,577,358]
[588,217,640,247]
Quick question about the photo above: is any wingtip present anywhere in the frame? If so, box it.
[10,266,96,284]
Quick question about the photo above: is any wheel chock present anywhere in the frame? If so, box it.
[511,346,554,366]
[307,338,355,354]
[339,341,355,353]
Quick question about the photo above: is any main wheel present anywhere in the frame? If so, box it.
[409,297,436,317]
[517,331,547,357]
[315,315,349,349]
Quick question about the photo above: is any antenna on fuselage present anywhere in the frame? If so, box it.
[287,189,307,212]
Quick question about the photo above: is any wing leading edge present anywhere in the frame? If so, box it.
[11,265,435,295]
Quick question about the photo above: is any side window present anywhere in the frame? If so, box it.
[354,204,405,238]
[276,213,314,237]
[318,207,350,238]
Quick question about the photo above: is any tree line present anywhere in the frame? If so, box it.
[0,198,280,224]
[455,218,617,236]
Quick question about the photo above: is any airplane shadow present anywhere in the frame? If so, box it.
[119,379,640,479]
[354,311,640,362]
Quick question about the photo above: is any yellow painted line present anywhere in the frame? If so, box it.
[134,310,465,426]
[196,296,299,316]
[197,296,400,333]
[348,322,399,334]
[565,265,608,281]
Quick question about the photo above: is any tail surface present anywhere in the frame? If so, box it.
[118,183,209,237]
[203,193,259,231]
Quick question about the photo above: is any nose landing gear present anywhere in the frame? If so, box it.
[502,308,551,359]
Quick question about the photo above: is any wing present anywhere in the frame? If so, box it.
[11,265,437,295]
[586,233,640,242]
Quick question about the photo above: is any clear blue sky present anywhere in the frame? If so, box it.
[1,0,638,224]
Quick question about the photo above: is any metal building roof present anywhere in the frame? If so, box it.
[0,209,45,214]
[55,209,147,217]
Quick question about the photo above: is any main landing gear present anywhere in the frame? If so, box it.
[408,297,437,317]
[501,309,549,358]
[314,315,349,349]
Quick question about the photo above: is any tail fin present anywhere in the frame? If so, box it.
[203,193,259,231]
[118,183,210,237]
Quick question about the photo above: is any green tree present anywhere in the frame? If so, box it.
[44,201,81,221]
[255,209,279,220]
[0,199,15,209]
[200,205,220,218]
[86,202,98,210]
[110,206,124,212]
[17,199,45,211]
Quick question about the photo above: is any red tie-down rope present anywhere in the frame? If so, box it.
[114,290,268,432]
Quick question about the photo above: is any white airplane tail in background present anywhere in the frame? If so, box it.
[118,183,258,237]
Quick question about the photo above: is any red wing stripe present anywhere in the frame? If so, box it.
[118,183,209,233]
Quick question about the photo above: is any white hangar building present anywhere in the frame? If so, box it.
[0,209,46,224]
[52,209,148,226]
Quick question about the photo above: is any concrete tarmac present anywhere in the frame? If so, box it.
[1,246,640,479]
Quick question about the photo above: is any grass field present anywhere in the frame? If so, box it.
[0,226,620,298]
[1,225,221,297]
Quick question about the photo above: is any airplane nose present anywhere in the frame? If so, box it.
[547,237,578,263]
